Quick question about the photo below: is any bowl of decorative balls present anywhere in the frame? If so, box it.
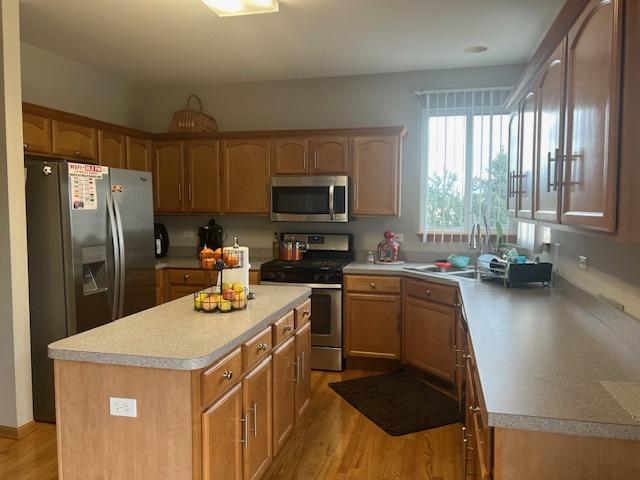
[194,282,248,313]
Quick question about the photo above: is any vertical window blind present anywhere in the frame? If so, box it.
[417,87,512,242]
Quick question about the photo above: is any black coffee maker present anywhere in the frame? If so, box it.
[198,218,225,253]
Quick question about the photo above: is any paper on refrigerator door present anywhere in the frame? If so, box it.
[68,163,108,210]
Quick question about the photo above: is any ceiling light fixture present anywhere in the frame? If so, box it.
[465,46,488,54]
[201,0,279,17]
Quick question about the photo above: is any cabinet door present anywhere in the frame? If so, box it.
[272,337,295,456]
[294,322,311,421]
[403,296,456,383]
[506,111,519,216]
[202,383,243,480]
[344,293,401,360]
[23,113,52,154]
[562,0,622,231]
[243,356,273,480]
[52,120,97,162]
[126,137,152,172]
[310,136,348,174]
[273,138,309,174]
[351,135,401,216]
[535,41,566,223]
[517,91,536,218]
[98,130,125,169]
[222,139,270,214]
[186,140,220,213]
[153,141,185,213]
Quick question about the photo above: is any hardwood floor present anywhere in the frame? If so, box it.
[0,370,461,480]
[263,369,463,480]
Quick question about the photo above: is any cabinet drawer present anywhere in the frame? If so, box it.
[201,348,242,407]
[344,275,401,294]
[242,326,272,371]
[404,278,457,305]
[168,269,206,286]
[294,299,312,329]
[273,311,295,346]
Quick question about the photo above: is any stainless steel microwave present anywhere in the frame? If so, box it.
[270,176,349,222]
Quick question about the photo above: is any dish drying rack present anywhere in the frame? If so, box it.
[477,254,553,288]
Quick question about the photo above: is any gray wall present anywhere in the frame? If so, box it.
[21,42,136,126]
[142,64,525,256]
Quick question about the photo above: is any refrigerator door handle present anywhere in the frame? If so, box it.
[106,191,120,322]
[113,193,126,319]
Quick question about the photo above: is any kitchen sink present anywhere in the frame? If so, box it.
[404,265,478,280]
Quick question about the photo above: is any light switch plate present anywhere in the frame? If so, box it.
[110,397,137,418]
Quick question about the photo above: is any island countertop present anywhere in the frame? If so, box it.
[48,285,310,371]
[344,262,640,441]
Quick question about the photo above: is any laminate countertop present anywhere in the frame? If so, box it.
[344,262,640,440]
[155,255,270,271]
[48,285,310,371]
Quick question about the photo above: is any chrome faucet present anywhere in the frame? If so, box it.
[469,223,483,279]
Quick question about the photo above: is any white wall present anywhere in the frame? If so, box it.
[140,64,525,256]
[20,42,136,126]
[0,0,32,429]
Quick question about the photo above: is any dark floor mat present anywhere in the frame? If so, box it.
[329,370,463,436]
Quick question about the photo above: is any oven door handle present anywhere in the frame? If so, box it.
[329,178,335,221]
[260,281,342,290]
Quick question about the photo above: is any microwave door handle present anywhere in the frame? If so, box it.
[329,179,335,221]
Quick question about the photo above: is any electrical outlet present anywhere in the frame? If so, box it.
[579,255,588,271]
[110,397,137,418]
[394,233,404,242]
[183,230,194,239]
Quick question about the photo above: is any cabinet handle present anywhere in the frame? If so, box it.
[425,289,432,296]
[353,183,358,206]
[314,151,318,170]
[293,358,299,384]
[369,282,376,289]
[23,143,28,150]
[300,351,305,381]
[463,353,472,360]
[188,184,192,201]
[303,151,308,171]
[74,151,81,156]
[258,342,268,351]
[240,411,249,449]
[469,405,481,413]
[284,325,293,332]
[183,274,189,280]
[178,183,182,201]
[252,402,258,438]
[222,370,233,380]
[303,309,310,317]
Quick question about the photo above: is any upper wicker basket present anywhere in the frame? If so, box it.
[169,95,218,133]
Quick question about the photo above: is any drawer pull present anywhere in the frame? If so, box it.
[284,325,293,332]
[303,310,310,317]
[183,274,190,280]
[258,342,268,351]
[463,353,472,360]
[469,406,481,413]
[369,283,376,289]
[425,289,432,296]
[23,143,28,150]
[74,151,81,156]
[222,370,233,380]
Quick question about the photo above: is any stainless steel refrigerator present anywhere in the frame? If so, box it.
[25,157,156,422]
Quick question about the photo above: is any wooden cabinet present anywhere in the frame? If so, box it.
[294,322,311,420]
[243,356,273,480]
[153,141,185,213]
[310,136,348,174]
[517,90,536,219]
[22,113,51,154]
[351,135,401,216]
[272,337,295,456]
[164,268,217,301]
[51,120,97,162]
[534,40,566,223]
[98,130,125,169]
[344,293,401,360]
[273,138,309,174]
[561,0,622,232]
[403,295,456,383]
[506,111,519,216]
[155,270,164,305]
[202,383,243,480]
[126,137,152,172]
[222,138,271,214]
[249,270,261,285]
[186,140,221,213]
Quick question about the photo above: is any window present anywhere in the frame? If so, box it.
[418,88,512,235]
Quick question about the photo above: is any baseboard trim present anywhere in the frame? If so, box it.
[0,421,37,439]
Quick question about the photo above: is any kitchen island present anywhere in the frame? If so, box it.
[49,284,311,480]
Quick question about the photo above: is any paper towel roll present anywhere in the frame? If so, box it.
[217,245,251,289]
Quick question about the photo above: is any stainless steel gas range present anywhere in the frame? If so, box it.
[260,233,353,371]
